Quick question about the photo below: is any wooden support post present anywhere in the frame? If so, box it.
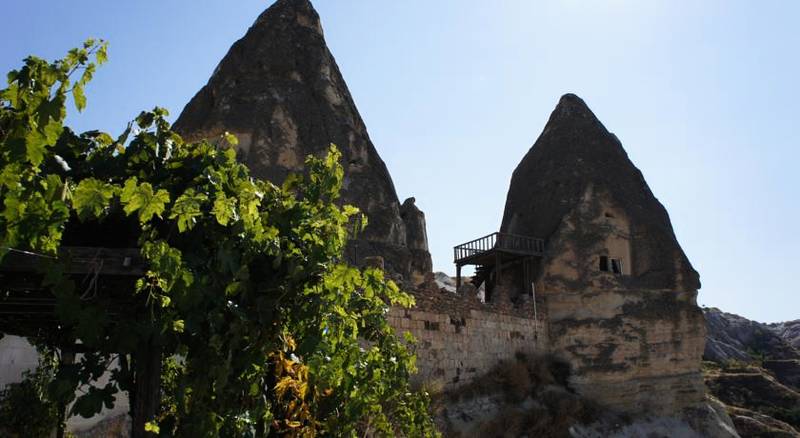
[525,258,532,295]
[495,251,501,288]
[55,349,75,438]
[131,337,162,438]
[456,264,462,292]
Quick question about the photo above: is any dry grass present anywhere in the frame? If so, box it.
[441,351,598,438]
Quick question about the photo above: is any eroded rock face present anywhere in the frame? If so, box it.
[705,362,800,435]
[704,307,800,363]
[771,319,800,350]
[174,0,431,283]
[399,197,432,284]
[500,94,708,416]
[501,94,699,292]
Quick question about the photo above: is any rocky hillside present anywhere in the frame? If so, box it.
[703,308,800,436]
[704,308,800,363]
[770,320,800,350]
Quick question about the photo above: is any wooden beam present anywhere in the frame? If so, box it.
[1,247,144,276]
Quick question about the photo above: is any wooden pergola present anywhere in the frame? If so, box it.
[0,246,144,337]
[0,246,160,438]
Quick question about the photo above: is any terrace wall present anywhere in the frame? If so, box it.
[387,284,547,390]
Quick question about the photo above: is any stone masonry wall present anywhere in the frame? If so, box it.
[387,284,547,390]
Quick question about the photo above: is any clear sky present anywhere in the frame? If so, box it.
[2,1,798,323]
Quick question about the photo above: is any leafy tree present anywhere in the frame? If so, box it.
[0,41,437,437]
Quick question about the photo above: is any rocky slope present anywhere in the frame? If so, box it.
[704,308,800,364]
[173,0,431,284]
[770,320,800,350]
[704,361,800,437]
[439,352,738,438]
[703,308,800,436]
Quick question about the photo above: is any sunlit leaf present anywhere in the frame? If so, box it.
[72,178,116,220]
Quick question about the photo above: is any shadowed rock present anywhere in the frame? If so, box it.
[173,0,431,282]
[496,94,713,420]
[704,307,800,364]
[500,93,698,292]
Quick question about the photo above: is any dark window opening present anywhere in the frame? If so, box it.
[611,258,622,274]
[600,256,624,275]
[599,256,609,272]
[604,212,615,218]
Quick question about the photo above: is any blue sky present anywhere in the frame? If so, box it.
[2,1,798,323]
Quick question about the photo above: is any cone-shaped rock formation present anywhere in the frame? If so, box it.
[501,93,698,292]
[174,0,431,283]
[498,94,710,417]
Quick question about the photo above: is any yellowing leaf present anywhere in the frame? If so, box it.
[144,421,160,433]
[222,131,239,146]
[73,84,86,111]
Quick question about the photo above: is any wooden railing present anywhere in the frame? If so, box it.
[453,232,544,263]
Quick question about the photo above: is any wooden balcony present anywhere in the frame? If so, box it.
[454,232,544,265]
[453,232,544,295]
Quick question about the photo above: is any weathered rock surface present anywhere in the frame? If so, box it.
[399,197,433,284]
[571,397,739,438]
[726,405,800,438]
[498,94,709,418]
[174,0,431,283]
[704,361,800,436]
[437,353,597,438]
[437,352,737,438]
[500,93,699,292]
[764,359,800,392]
[433,271,457,293]
[72,414,130,438]
[704,307,800,364]
[702,308,800,436]
[771,320,800,350]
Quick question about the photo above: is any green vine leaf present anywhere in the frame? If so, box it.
[212,193,236,226]
[72,178,116,220]
[0,40,438,438]
[25,129,48,166]
[121,178,170,223]
[73,84,86,111]
[169,189,208,232]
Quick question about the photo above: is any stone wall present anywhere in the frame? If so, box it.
[0,335,130,434]
[387,285,547,390]
[0,335,39,389]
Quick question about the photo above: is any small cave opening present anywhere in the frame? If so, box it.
[599,255,609,272]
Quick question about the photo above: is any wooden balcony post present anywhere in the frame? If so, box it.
[456,264,462,292]
[495,251,501,288]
